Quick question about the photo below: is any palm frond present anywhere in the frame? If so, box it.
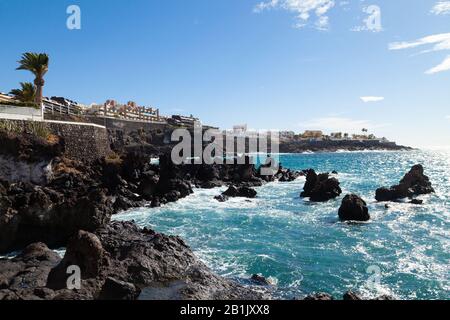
[16,52,49,76]
[9,82,36,103]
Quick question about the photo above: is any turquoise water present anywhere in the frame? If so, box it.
[115,150,450,300]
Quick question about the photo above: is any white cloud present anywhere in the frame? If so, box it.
[431,1,450,15]
[299,116,388,132]
[446,115,450,119]
[389,33,450,74]
[388,33,450,51]
[425,55,450,74]
[254,0,335,30]
[360,96,385,103]
[315,16,330,30]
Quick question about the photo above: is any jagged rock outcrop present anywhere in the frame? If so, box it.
[375,164,434,202]
[0,176,114,253]
[338,194,370,222]
[0,242,61,300]
[46,221,265,300]
[215,185,257,202]
[300,169,342,202]
[223,185,257,198]
[2,222,265,300]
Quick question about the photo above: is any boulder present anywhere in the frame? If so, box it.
[222,185,257,199]
[375,165,434,202]
[214,195,229,202]
[47,230,110,291]
[301,169,318,196]
[0,242,61,300]
[300,170,342,202]
[98,277,140,300]
[250,274,270,286]
[338,194,370,222]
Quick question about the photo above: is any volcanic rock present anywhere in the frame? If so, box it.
[300,169,342,202]
[375,165,434,202]
[338,194,370,222]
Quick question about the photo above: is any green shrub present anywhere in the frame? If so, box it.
[25,121,50,139]
[0,120,50,140]
[0,101,39,109]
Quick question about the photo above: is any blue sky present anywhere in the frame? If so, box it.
[0,0,449,148]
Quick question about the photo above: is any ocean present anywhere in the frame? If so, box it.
[114,150,450,300]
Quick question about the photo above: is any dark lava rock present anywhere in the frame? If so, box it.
[409,199,423,205]
[222,185,257,199]
[303,292,334,300]
[150,197,161,208]
[272,164,303,182]
[47,230,110,291]
[137,173,159,201]
[375,164,434,202]
[46,221,265,300]
[0,183,114,254]
[300,169,342,202]
[0,242,61,300]
[250,274,270,286]
[343,291,362,300]
[338,194,370,222]
[99,277,140,300]
[214,194,229,202]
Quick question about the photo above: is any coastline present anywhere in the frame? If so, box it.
[0,123,443,300]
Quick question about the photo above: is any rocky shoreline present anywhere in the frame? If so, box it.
[0,127,430,300]
[0,128,302,300]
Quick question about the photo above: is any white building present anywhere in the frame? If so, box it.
[233,124,247,134]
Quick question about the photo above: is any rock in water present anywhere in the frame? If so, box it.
[300,169,318,197]
[375,164,434,202]
[300,169,342,202]
[250,274,270,286]
[214,194,229,202]
[338,194,370,222]
[221,185,257,199]
[303,292,334,300]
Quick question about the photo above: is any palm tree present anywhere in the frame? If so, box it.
[16,53,49,105]
[9,82,36,103]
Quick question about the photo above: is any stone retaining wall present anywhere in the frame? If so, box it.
[86,116,168,133]
[47,121,110,163]
[0,119,111,163]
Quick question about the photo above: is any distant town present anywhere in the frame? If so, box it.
[0,91,391,144]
